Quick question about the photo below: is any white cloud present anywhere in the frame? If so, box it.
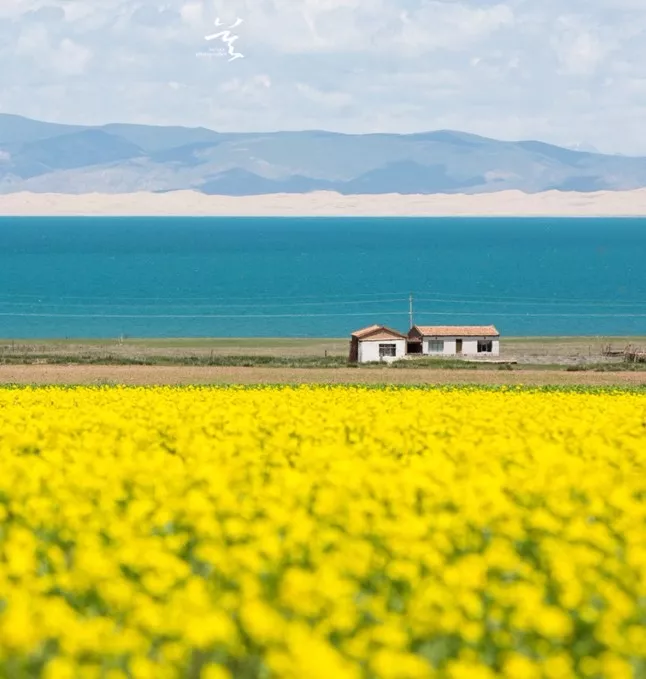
[395,2,515,53]
[0,0,38,19]
[296,83,352,108]
[557,32,605,75]
[12,23,92,75]
[47,38,91,75]
[179,2,203,28]
[220,75,271,95]
[14,23,49,57]
[1,0,646,153]
[551,15,613,76]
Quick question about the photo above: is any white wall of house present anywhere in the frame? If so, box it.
[421,337,500,357]
[358,339,407,363]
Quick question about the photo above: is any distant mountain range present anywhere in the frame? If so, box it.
[2,113,646,195]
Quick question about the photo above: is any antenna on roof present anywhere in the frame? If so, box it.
[409,292,414,329]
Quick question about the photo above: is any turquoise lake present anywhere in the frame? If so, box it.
[0,216,644,338]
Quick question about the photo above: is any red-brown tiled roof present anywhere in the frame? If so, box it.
[411,325,499,337]
[352,325,407,340]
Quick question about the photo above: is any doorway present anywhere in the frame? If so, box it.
[456,339,463,355]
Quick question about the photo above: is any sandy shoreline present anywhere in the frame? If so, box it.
[1,189,646,216]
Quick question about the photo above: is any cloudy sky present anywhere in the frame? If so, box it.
[1,0,645,154]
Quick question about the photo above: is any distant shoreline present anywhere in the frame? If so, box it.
[2,189,646,217]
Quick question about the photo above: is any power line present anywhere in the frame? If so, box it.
[414,296,646,309]
[2,294,645,312]
[0,297,408,310]
[1,309,646,320]
[0,290,414,303]
[416,311,646,318]
[0,311,412,319]
[416,291,646,305]
[0,288,643,307]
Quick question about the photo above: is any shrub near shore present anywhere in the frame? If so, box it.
[0,385,645,678]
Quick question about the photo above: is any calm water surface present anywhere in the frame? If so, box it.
[0,216,644,338]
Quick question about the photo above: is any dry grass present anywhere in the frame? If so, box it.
[1,338,645,387]
[0,338,349,359]
[1,365,645,386]
[1,336,644,366]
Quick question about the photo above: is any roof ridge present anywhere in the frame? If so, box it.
[411,324,499,337]
[352,324,407,339]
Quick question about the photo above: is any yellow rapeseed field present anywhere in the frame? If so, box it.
[1,385,646,679]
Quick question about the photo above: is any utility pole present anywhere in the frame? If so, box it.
[409,292,414,329]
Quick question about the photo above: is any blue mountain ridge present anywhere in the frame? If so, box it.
[1,113,645,195]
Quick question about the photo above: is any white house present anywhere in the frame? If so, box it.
[349,325,408,363]
[407,325,500,357]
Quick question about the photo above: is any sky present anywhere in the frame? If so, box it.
[1,0,646,154]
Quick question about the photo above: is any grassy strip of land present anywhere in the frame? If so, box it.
[0,337,645,371]
[0,337,348,351]
[1,383,644,394]
[0,354,348,368]
[2,336,644,350]
[1,354,645,371]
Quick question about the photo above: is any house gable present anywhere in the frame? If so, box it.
[352,325,407,341]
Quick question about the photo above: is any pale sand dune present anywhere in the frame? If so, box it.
[1,189,646,216]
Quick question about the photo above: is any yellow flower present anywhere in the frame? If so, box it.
[201,665,232,679]
[599,653,633,679]
[535,607,573,640]
[239,598,286,645]
[0,385,645,676]
[446,659,498,679]
[541,654,575,679]
[43,658,75,679]
[371,649,434,678]
[502,653,541,679]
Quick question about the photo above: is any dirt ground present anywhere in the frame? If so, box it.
[0,364,645,387]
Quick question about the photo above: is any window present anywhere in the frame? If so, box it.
[379,343,397,357]
[428,340,444,353]
[478,340,493,353]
